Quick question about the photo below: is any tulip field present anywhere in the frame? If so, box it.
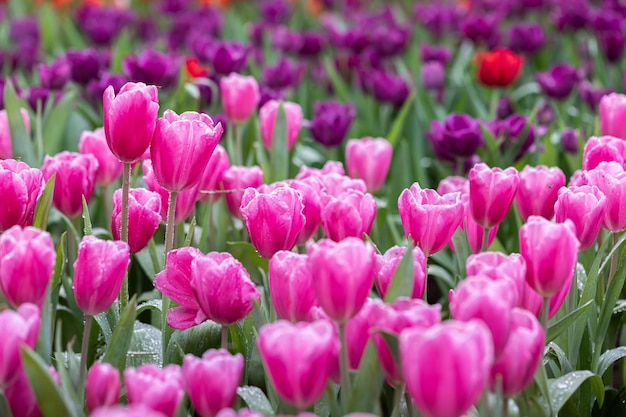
[3,0,626,416]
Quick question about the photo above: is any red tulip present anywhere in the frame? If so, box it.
[475,48,523,87]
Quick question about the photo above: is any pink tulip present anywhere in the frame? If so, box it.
[318,173,367,198]
[103,82,159,163]
[125,364,184,417]
[437,176,468,196]
[198,144,230,202]
[41,151,99,218]
[0,303,40,387]
[469,163,519,229]
[490,308,545,396]
[257,320,340,410]
[400,320,494,417]
[308,238,376,323]
[321,190,377,241]
[345,138,393,192]
[554,185,606,250]
[73,236,130,316]
[154,248,260,329]
[240,186,306,258]
[466,252,526,307]
[78,127,124,186]
[345,298,383,370]
[398,183,464,256]
[182,350,243,417]
[582,136,626,170]
[0,226,56,308]
[221,165,264,218]
[0,108,31,160]
[3,369,40,417]
[520,216,579,298]
[220,73,260,123]
[269,251,317,322]
[583,162,626,232]
[0,159,44,231]
[375,245,427,300]
[600,93,626,140]
[515,165,566,221]
[86,362,121,412]
[259,100,303,150]
[449,276,517,358]
[296,160,345,179]
[91,405,168,417]
[151,110,223,192]
[111,188,162,253]
[520,278,571,320]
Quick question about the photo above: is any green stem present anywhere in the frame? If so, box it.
[405,391,415,417]
[148,237,162,274]
[482,227,490,252]
[221,325,229,350]
[540,296,550,332]
[391,385,404,417]
[607,232,619,292]
[119,162,131,312]
[162,191,178,360]
[0,389,12,417]
[503,396,509,417]
[234,123,243,166]
[478,389,492,417]
[325,383,341,417]
[79,315,93,390]
[338,322,352,412]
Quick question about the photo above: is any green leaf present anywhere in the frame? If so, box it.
[227,241,269,284]
[33,174,55,230]
[269,102,289,183]
[0,391,12,417]
[547,300,593,344]
[184,216,196,247]
[347,341,384,413]
[384,242,415,302]
[450,227,470,278]
[322,56,349,102]
[42,90,77,157]
[165,320,222,365]
[597,347,626,377]
[386,93,415,147]
[549,371,605,413]
[4,81,35,166]
[137,300,163,316]
[110,29,132,73]
[545,342,574,376]
[81,195,92,236]
[103,296,137,373]
[127,322,162,367]
[20,346,80,417]
[237,386,275,417]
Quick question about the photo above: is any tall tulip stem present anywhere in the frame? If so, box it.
[391,385,404,417]
[540,296,550,331]
[338,322,352,411]
[162,191,178,360]
[221,325,229,350]
[79,315,93,390]
[607,232,619,291]
[119,162,131,311]
[482,227,490,252]
[234,123,243,166]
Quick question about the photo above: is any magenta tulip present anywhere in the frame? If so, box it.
[259,100,303,150]
[182,350,244,417]
[582,136,626,170]
[257,320,340,410]
[375,245,427,300]
[78,127,124,186]
[0,159,44,231]
[583,162,626,232]
[91,405,168,417]
[73,236,130,316]
[398,183,464,256]
[151,110,223,192]
[554,185,606,250]
[461,199,499,253]
[469,163,519,229]
[0,108,31,160]
[86,362,121,412]
[103,82,159,163]
[111,188,162,253]
[220,73,260,123]
[296,160,345,179]
[520,216,579,298]
[0,226,56,308]
[345,137,393,192]
[321,190,377,242]
[3,369,40,417]
[400,320,494,417]
[0,303,40,388]
[198,144,230,202]
[221,165,264,218]
[269,251,317,322]
[345,298,383,370]
[516,165,566,221]
[600,93,626,140]
[42,151,98,218]
[125,364,184,417]
[308,237,376,323]
[466,252,526,307]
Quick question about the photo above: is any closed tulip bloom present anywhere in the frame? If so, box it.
[151,110,223,192]
[259,100,303,150]
[345,298,384,370]
[317,173,367,197]
[516,165,566,221]
[258,320,340,410]
[183,350,244,417]
[585,162,626,232]
[240,187,306,259]
[125,364,184,417]
[86,362,121,412]
[582,136,626,171]
[466,252,526,307]
[535,63,580,100]
[0,108,31,160]
[91,405,168,417]
[321,190,377,242]
[475,48,523,87]
[103,81,159,163]
[398,183,464,256]
[520,216,579,297]
[42,151,99,218]
[287,179,322,244]
[490,308,544,396]
[375,245,427,300]
[0,159,44,231]
[4,369,40,417]
[221,165,264,218]
[73,236,130,316]
[600,93,626,140]
[220,73,260,123]
[198,145,230,203]
[469,163,519,229]
[269,251,316,322]
[0,303,40,387]
[309,100,356,148]
[308,238,376,323]
[426,114,483,161]
[0,226,56,308]
[345,138,393,192]
[78,127,124,186]
[554,185,607,250]
[400,320,493,417]
[111,188,162,253]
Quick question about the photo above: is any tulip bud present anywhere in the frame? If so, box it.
[600,93,626,140]
[198,144,230,203]
[269,251,316,323]
[111,188,162,253]
[321,190,376,242]
[375,245,427,300]
[475,48,523,87]
[469,163,519,229]
[345,137,393,192]
[426,114,483,161]
[86,362,121,412]
[554,185,606,250]
[78,127,124,186]
[220,73,260,123]
[584,162,626,232]
[466,251,526,307]
[0,159,44,232]
[582,135,626,171]
[221,165,264,218]
[309,100,356,148]
[125,364,184,417]
[3,369,40,417]
[259,100,303,150]
[535,63,580,100]
[0,303,40,387]
[516,165,566,221]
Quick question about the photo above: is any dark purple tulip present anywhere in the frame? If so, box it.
[497,96,514,120]
[592,10,623,33]
[369,71,410,107]
[259,0,291,25]
[578,81,613,113]
[460,14,501,47]
[598,30,626,63]
[489,114,536,160]
[414,4,461,38]
[212,112,229,138]
[26,86,51,111]
[535,63,580,100]
[66,48,103,86]
[39,60,71,91]
[262,57,305,90]
[158,0,193,14]
[426,113,483,160]
[122,49,180,88]
[9,17,39,47]
[298,31,326,57]
[135,18,158,44]
[172,10,222,52]
[249,22,266,48]
[552,0,590,31]
[76,4,134,46]
[560,128,579,154]
[310,100,356,147]
[197,82,213,110]
[370,25,411,58]
[270,26,303,55]
[259,86,286,108]
[421,61,445,92]
[210,41,249,75]
[86,72,128,108]
[419,44,452,65]
[536,102,555,126]
[508,23,545,55]
[337,26,371,54]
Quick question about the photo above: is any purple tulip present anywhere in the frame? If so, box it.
[535,63,580,100]
[66,48,103,85]
[262,57,305,90]
[259,0,291,25]
[427,113,483,160]
[598,30,626,63]
[419,43,452,65]
[38,59,71,90]
[367,70,410,107]
[508,23,545,55]
[123,49,180,89]
[309,100,356,147]
[579,81,613,113]
[460,14,501,47]
[76,4,134,46]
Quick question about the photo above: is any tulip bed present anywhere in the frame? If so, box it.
[2,0,626,416]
